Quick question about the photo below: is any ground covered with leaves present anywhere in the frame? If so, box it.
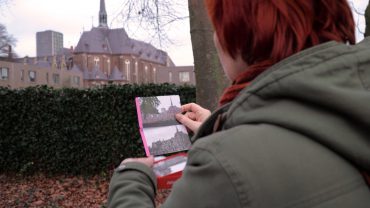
[0,174,170,207]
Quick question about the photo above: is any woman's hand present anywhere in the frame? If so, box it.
[175,103,211,133]
[121,156,154,168]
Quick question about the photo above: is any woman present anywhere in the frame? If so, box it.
[108,0,370,207]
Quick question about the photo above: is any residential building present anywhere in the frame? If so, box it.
[156,66,195,85]
[0,57,83,89]
[36,30,64,57]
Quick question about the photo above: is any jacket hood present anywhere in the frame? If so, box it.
[225,38,370,172]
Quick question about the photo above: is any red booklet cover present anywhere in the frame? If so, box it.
[153,153,188,189]
[135,95,191,189]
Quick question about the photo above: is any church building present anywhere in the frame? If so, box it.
[73,0,177,87]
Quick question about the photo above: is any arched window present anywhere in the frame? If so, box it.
[135,61,139,83]
[144,65,148,83]
[83,55,87,68]
[94,57,100,67]
[125,60,131,81]
[153,67,157,83]
[107,59,111,75]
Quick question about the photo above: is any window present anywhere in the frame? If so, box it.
[107,59,111,75]
[0,67,9,80]
[94,57,100,66]
[135,61,138,83]
[144,66,148,82]
[53,73,60,84]
[21,70,24,81]
[125,60,130,81]
[153,67,156,83]
[179,72,190,82]
[73,76,80,86]
[169,72,172,82]
[83,55,87,68]
[29,71,36,82]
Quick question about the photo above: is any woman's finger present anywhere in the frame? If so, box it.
[181,103,204,113]
[184,111,196,120]
[175,113,200,132]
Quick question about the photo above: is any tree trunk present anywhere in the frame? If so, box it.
[188,0,229,111]
[365,0,370,37]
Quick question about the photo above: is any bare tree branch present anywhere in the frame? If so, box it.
[0,23,17,58]
[349,0,366,35]
[349,1,365,15]
[110,0,189,48]
[0,0,10,6]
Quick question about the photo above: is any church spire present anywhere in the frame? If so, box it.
[99,0,108,28]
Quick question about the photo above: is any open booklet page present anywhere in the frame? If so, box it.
[135,95,191,156]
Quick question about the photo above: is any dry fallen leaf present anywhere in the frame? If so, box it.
[0,174,170,207]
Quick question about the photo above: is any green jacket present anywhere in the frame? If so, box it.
[108,38,370,207]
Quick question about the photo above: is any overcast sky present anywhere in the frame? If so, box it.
[155,95,181,111]
[1,0,368,66]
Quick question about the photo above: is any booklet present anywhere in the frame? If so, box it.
[135,95,191,189]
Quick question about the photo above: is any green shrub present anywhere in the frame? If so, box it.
[0,84,195,176]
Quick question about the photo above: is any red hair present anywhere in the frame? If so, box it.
[205,0,356,105]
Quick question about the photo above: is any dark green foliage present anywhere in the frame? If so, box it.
[0,84,195,176]
[139,96,161,117]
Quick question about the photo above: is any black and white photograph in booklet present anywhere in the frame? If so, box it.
[143,125,191,156]
[137,95,182,128]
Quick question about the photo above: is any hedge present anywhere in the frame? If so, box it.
[0,84,195,176]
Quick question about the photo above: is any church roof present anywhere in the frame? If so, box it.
[74,27,169,65]
[70,65,82,73]
[109,66,124,81]
[83,65,108,80]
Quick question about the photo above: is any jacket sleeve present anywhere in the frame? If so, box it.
[161,147,241,208]
[108,162,157,208]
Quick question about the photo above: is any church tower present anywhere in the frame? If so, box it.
[99,0,108,28]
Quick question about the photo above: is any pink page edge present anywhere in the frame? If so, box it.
[135,97,144,129]
[135,97,151,156]
[139,129,151,156]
